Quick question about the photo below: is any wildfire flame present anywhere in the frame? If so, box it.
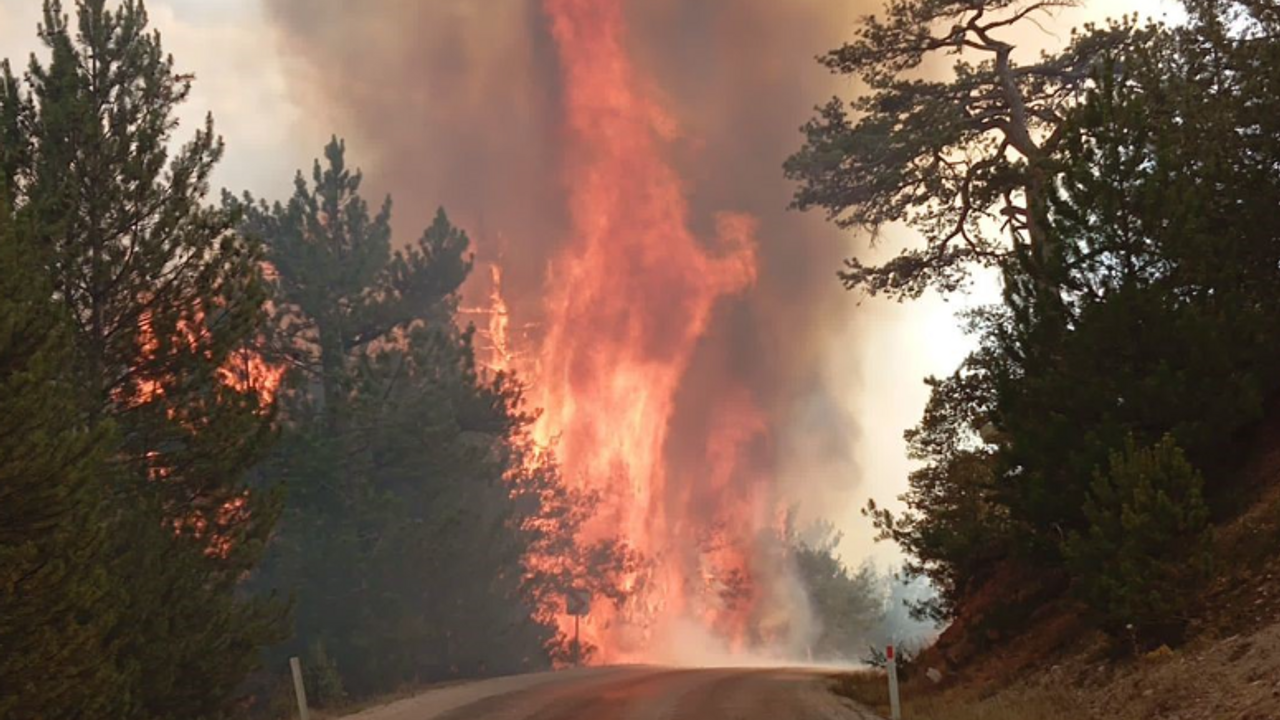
[124,301,285,559]
[505,0,778,661]
[262,0,875,665]
[124,303,284,412]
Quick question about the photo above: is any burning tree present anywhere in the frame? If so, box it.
[231,139,628,696]
[533,0,776,660]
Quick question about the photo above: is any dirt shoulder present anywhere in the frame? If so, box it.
[834,618,1280,720]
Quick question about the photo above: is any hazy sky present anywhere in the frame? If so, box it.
[1,0,324,197]
[0,0,1184,568]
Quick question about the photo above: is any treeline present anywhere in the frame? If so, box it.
[789,0,1280,648]
[790,521,938,660]
[0,1,621,717]
[229,141,563,705]
[229,138,636,705]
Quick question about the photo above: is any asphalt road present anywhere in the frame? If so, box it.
[343,666,879,720]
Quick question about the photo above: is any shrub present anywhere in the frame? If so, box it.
[1064,435,1211,647]
[304,640,347,708]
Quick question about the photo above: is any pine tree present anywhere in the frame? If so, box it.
[993,12,1280,537]
[858,2,1280,633]
[1065,436,1211,646]
[785,0,1146,298]
[0,200,121,719]
[235,139,551,696]
[230,137,470,432]
[790,522,887,658]
[1,2,285,716]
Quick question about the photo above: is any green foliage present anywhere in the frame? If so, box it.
[510,446,644,667]
[303,640,347,708]
[2,2,286,716]
[229,137,470,429]
[1064,436,1211,646]
[995,9,1280,539]
[238,140,617,697]
[865,351,1010,622]
[0,202,121,719]
[791,522,887,658]
[823,0,1280,641]
[105,498,287,719]
[785,0,1145,297]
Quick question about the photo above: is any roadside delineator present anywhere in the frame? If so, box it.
[886,644,902,720]
[290,656,311,720]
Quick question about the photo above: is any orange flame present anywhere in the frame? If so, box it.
[218,347,286,407]
[529,0,768,661]
[485,263,514,374]
[122,304,284,411]
[123,302,284,559]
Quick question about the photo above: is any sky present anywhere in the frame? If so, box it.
[0,0,1184,570]
[1,0,325,197]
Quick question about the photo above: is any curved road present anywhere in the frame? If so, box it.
[344,666,878,720]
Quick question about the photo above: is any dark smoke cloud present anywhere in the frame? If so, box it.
[262,0,871,527]
[262,0,568,313]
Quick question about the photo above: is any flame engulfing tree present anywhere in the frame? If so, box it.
[2,1,286,716]
[231,139,624,698]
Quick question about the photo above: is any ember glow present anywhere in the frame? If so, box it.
[123,304,284,411]
[123,304,281,560]
[218,347,286,408]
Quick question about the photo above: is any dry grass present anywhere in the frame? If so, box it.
[831,671,1107,720]
[832,615,1280,720]
[829,671,890,710]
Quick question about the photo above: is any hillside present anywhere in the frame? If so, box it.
[837,419,1280,719]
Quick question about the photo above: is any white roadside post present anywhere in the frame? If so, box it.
[290,656,311,720]
[886,644,902,720]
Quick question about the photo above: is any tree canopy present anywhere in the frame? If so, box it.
[2,2,285,715]
[845,0,1280,647]
[233,140,627,699]
[786,0,1145,298]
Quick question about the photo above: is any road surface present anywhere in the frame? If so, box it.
[344,666,879,720]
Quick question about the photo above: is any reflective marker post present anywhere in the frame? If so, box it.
[290,656,311,720]
[886,644,902,720]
